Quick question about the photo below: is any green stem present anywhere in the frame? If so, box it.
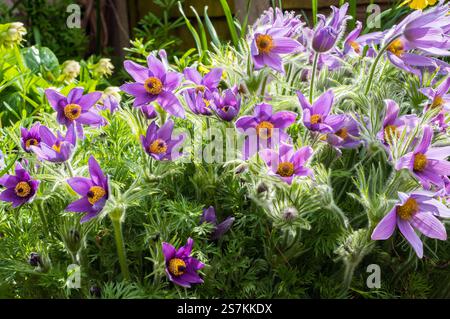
[260,75,268,97]
[309,52,319,103]
[65,161,74,178]
[111,216,130,280]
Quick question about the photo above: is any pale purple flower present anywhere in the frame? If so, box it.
[141,120,185,161]
[326,116,361,149]
[30,124,76,163]
[211,87,241,122]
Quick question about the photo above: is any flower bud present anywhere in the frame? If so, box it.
[282,207,298,221]
[28,252,42,267]
[312,26,338,53]
[235,163,248,175]
[257,182,269,194]
[90,285,102,298]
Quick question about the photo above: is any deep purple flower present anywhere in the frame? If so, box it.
[98,87,121,114]
[372,191,449,258]
[162,237,204,288]
[30,124,76,163]
[259,143,314,185]
[396,125,450,189]
[66,156,109,223]
[326,116,361,149]
[141,104,157,119]
[21,122,41,153]
[200,206,235,240]
[211,87,241,122]
[120,54,184,118]
[250,28,301,73]
[343,21,380,58]
[297,89,345,134]
[236,103,296,159]
[141,120,185,161]
[45,87,105,139]
[0,163,39,207]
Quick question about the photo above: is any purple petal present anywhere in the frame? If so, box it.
[66,197,93,213]
[123,60,149,83]
[78,92,102,110]
[397,218,423,258]
[67,88,84,104]
[147,55,166,79]
[312,90,334,116]
[201,206,217,224]
[67,177,93,196]
[162,242,176,261]
[203,68,223,90]
[271,37,301,54]
[183,67,202,84]
[411,211,447,240]
[45,89,66,111]
[415,126,432,154]
[157,91,185,118]
[88,156,106,186]
[163,72,182,91]
[371,208,397,240]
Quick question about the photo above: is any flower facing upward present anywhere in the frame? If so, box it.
[120,54,184,118]
[45,87,105,139]
[326,116,361,150]
[396,126,450,189]
[200,206,235,240]
[21,122,41,153]
[259,143,314,185]
[162,238,204,288]
[30,124,76,163]
[372,191,449,258]
[66,156,109,223]
[211,87,241,122]
[141,120,185,161]
[0,163,39,207]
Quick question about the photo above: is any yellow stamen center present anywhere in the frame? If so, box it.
[25,138,38,149]
[276,162,294,177]
[144,77,163,95]
[63,104,82,121]
[202,98,211,108]
[168,258,186,276]
[413,153,428,172]
[384,125,398,144]
[387,39,404,57]
[310,114,322,125]
[195,85,206,93]
[15,181,31,198]
[87,186,106,205]
[52,141,61,153]
[256,34,274,54]
[431,96,444,109]
[256,121,274,139]
[396,198,419,220]
[336,128,348,140]
[350,41,360,54]
[149,139,168,154]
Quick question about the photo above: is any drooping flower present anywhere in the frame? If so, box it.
[140,104,157,119]
[326,115,361,149]
[200,206,235,240]
[66,156,109,223]
[371,191,449,258]
[259,143,314,185]
[297,89,345,134]
[141,120,185,161]
[45,87,105,139]
[0,163,39,207]
[396,125,450,189]
[21,122,41,152]
[61,60,81,82]
[98,87,121,114]
[93,58,114,77]
[236,103,296,159]
[30,124,76,163]
[162,237,204,288]
[250,28,302,73]
[211,87,241,122]
[120,54,184,118]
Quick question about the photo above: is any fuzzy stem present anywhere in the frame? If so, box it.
[309,52,320,103]
[342,261,357,292]
[260,74,269,97]
[65,161,74,178]
[111,213,130,280]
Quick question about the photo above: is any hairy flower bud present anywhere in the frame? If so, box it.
[28,252,42,267]
[282,207,298,221]
[257,182,269,194]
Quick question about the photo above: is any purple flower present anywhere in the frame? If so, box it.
[396,126,450,189]
[120,54,184,118]
[98,87,121,114]
[377,99,419,145]
[141,104,157,119]
[0,163,39,207]
[141,120,185,161]
[66,156,109,223]
[259,143,314,185]
[200,206,235,240]
[342,21,380,58]
[252,7,304,39]
[211,87,241,122]
[422,76,450,111]
[297,89,345,134]
[21,122,41,152]
[236,103,296,159]
[30,124,76,163]
[250,28,301,73]
[371,191,449,258]
[45,87,105,139]
[326,116,361,149]
[162,237,204,288]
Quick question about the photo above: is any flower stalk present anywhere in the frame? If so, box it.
[110,207,130,280]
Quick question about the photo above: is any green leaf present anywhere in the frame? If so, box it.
[219,0,239,47]
[204,6,221,47]
[178,2,203,58]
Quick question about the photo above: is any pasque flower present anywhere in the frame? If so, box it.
[120,54,184,118]
[421,76,450,111]
[99,87,121,114]
[21,122,41,152]
[326,115,361,149]
[45,87,105,139]
[141,120,185,161]
[297,89,345,134]
[236,103,296,159]
[396,126,450,189]
[211,87,241,122]
[200,206,235,240]
[372,191,449,258]
[250,28,301,73]
[30,124,76,163]
[0,163,39,207]
[162,237,204,288]
[66,156,109,223]
[259,143,314,185]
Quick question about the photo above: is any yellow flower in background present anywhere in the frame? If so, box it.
[61,60,80,82]
[402,0,437,10]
